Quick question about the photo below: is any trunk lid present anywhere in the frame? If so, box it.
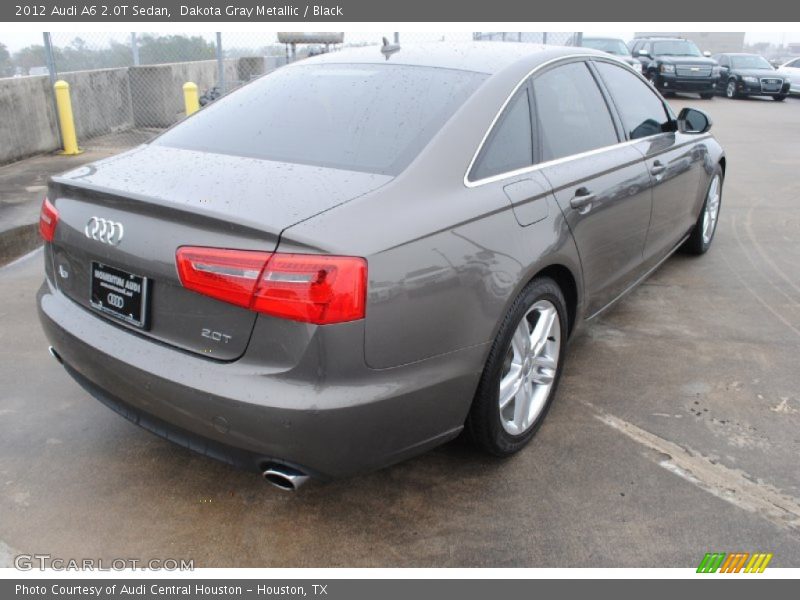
[48,144,391,360]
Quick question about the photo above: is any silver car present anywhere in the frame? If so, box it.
[37,43,725,489]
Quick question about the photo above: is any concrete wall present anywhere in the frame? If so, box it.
[0,56,268,165]
[0,76,59,164]
[60,68,134,139]
[128,57,266,128]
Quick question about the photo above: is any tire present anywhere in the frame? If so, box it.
[700,93,714,99]
[774,94,787,102]
[466,277,568,456]
[725,79,739,99]
[683,165,723,255]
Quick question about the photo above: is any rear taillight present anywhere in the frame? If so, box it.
[39,197,59,242]
[176,247,367,325]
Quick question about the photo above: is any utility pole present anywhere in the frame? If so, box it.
[216,32,225,93]
[42,32,63,147]
[131,33,140,66]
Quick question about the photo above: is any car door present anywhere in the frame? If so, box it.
[593,59,708,266]
[717,54,731,80]
[531,60,654,317]
[784,59,800,93]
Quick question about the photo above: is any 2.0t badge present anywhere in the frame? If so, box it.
[85,217,124,246]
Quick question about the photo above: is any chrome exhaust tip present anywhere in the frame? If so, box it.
[262,465,310,491]
[48,346,63,364]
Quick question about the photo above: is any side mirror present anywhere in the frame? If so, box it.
[677,107,712,134]
[703,51,712,57]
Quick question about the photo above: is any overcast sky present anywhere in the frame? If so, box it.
[2,30,798,53]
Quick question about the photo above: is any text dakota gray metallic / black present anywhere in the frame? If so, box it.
[36,43,725,489]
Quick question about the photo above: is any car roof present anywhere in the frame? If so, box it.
[583,36,623,41]
[292,42,605,75]
[634,37,687,41]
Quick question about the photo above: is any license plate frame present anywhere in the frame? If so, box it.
[89,261,150,329]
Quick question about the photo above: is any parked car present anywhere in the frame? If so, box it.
[37,44,725,489]
[629,36,720,98]
[579,36,643,72]
[779,57,800,95]
[714,53,792,100]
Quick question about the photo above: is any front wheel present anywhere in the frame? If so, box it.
[774,94,787,101]
[683,166,723,255]
[466,277,568,456]
[726,79,739,99]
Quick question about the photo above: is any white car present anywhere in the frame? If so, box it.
[781,58,800,95]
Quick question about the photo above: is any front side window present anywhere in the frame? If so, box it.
[595,61,672,140]
[532,62,619,162]
[155,64,487,176]
[470,89,533,181]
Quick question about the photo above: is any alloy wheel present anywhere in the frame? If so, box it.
[498,300,561,435]
[702,175,721,244]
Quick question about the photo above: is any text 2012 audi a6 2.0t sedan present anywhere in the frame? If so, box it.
[37,43,725,490]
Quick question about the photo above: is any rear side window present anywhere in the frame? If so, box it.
[470,89,533,181]
[594,61,671,140]
[155,64,487,176]
[532,62,619,162]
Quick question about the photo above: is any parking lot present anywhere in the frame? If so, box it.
[1,94,799,568]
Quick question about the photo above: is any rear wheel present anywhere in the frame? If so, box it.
[700,92,714,99]
[683,166,723,255]
[466,277,568,456]
[774,94,787,101]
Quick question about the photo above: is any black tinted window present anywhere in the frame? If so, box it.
[533,62,619,162]
[595,61,671,140]
[470,89,533,181]
[155,64,487,176]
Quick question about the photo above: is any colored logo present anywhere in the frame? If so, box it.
[697,552,773,573]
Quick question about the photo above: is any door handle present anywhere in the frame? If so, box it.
[650,161,667,176]
[570,187,595,212]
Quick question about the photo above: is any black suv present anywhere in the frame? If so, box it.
[630,37,720,98]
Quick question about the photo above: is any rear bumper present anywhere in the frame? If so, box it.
[37,279,485,480]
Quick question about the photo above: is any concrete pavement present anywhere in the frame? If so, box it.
[0,129,154,266]
[0,95,799,567]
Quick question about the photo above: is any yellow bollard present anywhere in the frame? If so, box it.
[183,82,200,116]
[53,80,82,155]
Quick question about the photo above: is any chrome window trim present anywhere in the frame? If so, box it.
[463,53,670,189]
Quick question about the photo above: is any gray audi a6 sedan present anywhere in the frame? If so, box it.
[37,43,725,489]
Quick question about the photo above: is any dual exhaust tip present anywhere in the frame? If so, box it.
[263,464,310,491]
[50,345,309,491]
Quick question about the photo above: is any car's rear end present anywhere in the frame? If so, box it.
[36,57,489,483]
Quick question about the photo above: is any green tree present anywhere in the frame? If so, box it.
[138,34,215,64]
[0,42,11,76]
[12,44,54,73]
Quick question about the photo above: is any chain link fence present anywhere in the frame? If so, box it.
[6,32,582,154]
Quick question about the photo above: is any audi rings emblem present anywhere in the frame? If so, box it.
[85,217,124,246]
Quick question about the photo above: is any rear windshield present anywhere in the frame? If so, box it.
[154,63,487,176]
